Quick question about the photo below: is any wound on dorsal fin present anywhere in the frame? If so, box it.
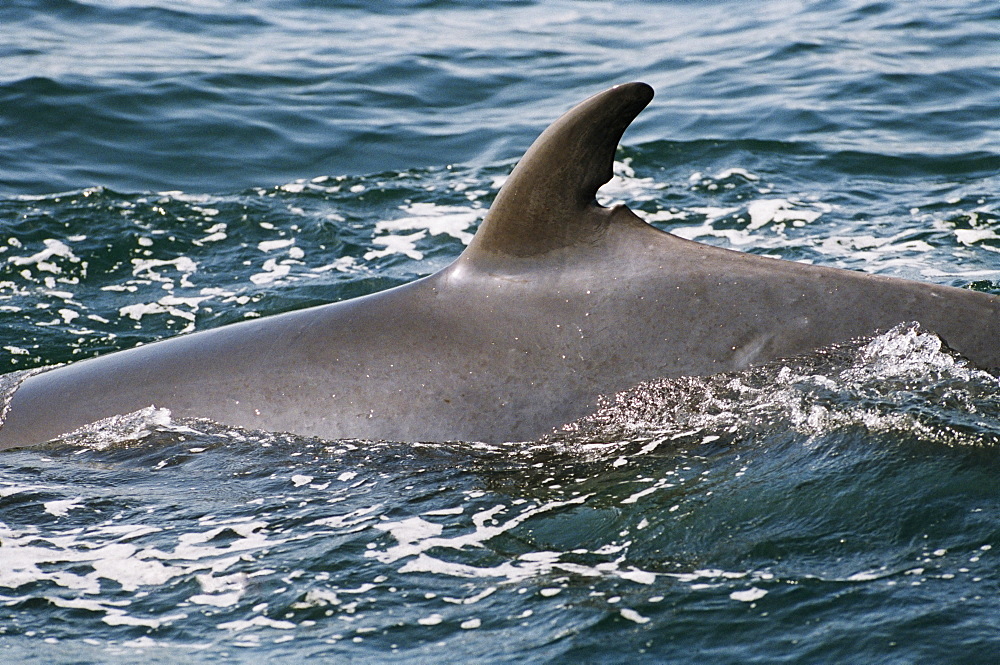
[465,82,654,259]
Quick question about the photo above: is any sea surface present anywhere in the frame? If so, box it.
[2,0,1000,662]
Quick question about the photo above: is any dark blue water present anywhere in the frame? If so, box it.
[2,0,1000,662]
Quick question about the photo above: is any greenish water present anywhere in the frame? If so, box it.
[2,0,1000,663]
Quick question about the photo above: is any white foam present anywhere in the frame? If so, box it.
[597,159,665,205]
[131,256,198,284]
[291,474,314,487]
[846,570,884,582]
[954,228,1000,247]
[89,546,179,591]
[103,609,188,628]
[730,587,768,602]
[368,496,587,564]
[364,231,427,261]
[663,198,832,247]
[365,203,482,261]
[0,528,180,596]
[61,406,174,450]
[311,256,360,274]
[713,168,760,181]
[620,486,658,505]
[258,239,296,252]
[198,221,228,244]
[747,198,825,229]
[617,567,657,585]
[249,258,293,285]
[619,608,651,624]
[217,615,296,632]
[43,498,83,517]
[57,308,79,325]
[157,191,215,204]
[309,504,381,530]
[188,572,247,607]
[375,203,480,244]
[423,506,464,516]
[119,302,167,321]
[366,493,666,590]
[417,613,443,626]
[374,516,444,556]
[0,497,321,637]
[443,586,496,605]
[9,239,81,273]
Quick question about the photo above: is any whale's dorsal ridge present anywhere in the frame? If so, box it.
[463,82,654,260]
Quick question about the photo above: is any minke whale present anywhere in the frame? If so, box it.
[1,82,999,450]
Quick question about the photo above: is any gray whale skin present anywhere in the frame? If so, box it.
[2,82,999,449]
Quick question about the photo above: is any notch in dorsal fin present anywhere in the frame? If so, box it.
[464,82,654,259]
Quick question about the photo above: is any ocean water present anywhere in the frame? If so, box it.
[2,0,1000,662]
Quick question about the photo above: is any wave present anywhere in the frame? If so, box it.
[555,323,1000,450]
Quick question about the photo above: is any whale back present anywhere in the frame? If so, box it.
[1,82,1000,450]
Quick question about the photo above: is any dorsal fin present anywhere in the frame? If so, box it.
[463,82,654,259]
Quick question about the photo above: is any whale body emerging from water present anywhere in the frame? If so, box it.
[1,82,999,449]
